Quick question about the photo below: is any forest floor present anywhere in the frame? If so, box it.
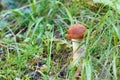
[0,0,120,80]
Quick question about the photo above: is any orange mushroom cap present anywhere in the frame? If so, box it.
[68,24,86,39]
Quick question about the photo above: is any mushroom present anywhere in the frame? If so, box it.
[68,24,86,61]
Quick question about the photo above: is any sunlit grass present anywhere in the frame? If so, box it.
[0,0,120,80]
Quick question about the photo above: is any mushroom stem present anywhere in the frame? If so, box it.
[72,39,85,61]
[72,39,81,53]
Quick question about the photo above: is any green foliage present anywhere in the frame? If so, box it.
[0,0,120,80]
[93,0,120,13]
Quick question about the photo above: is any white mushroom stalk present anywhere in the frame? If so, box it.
[72,39,85,61]
[72,39,81,54]
[72,39,81,60]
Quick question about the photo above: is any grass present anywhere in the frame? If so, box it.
[0,0,120,80]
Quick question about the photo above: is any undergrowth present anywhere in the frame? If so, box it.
[0,0,120,80]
